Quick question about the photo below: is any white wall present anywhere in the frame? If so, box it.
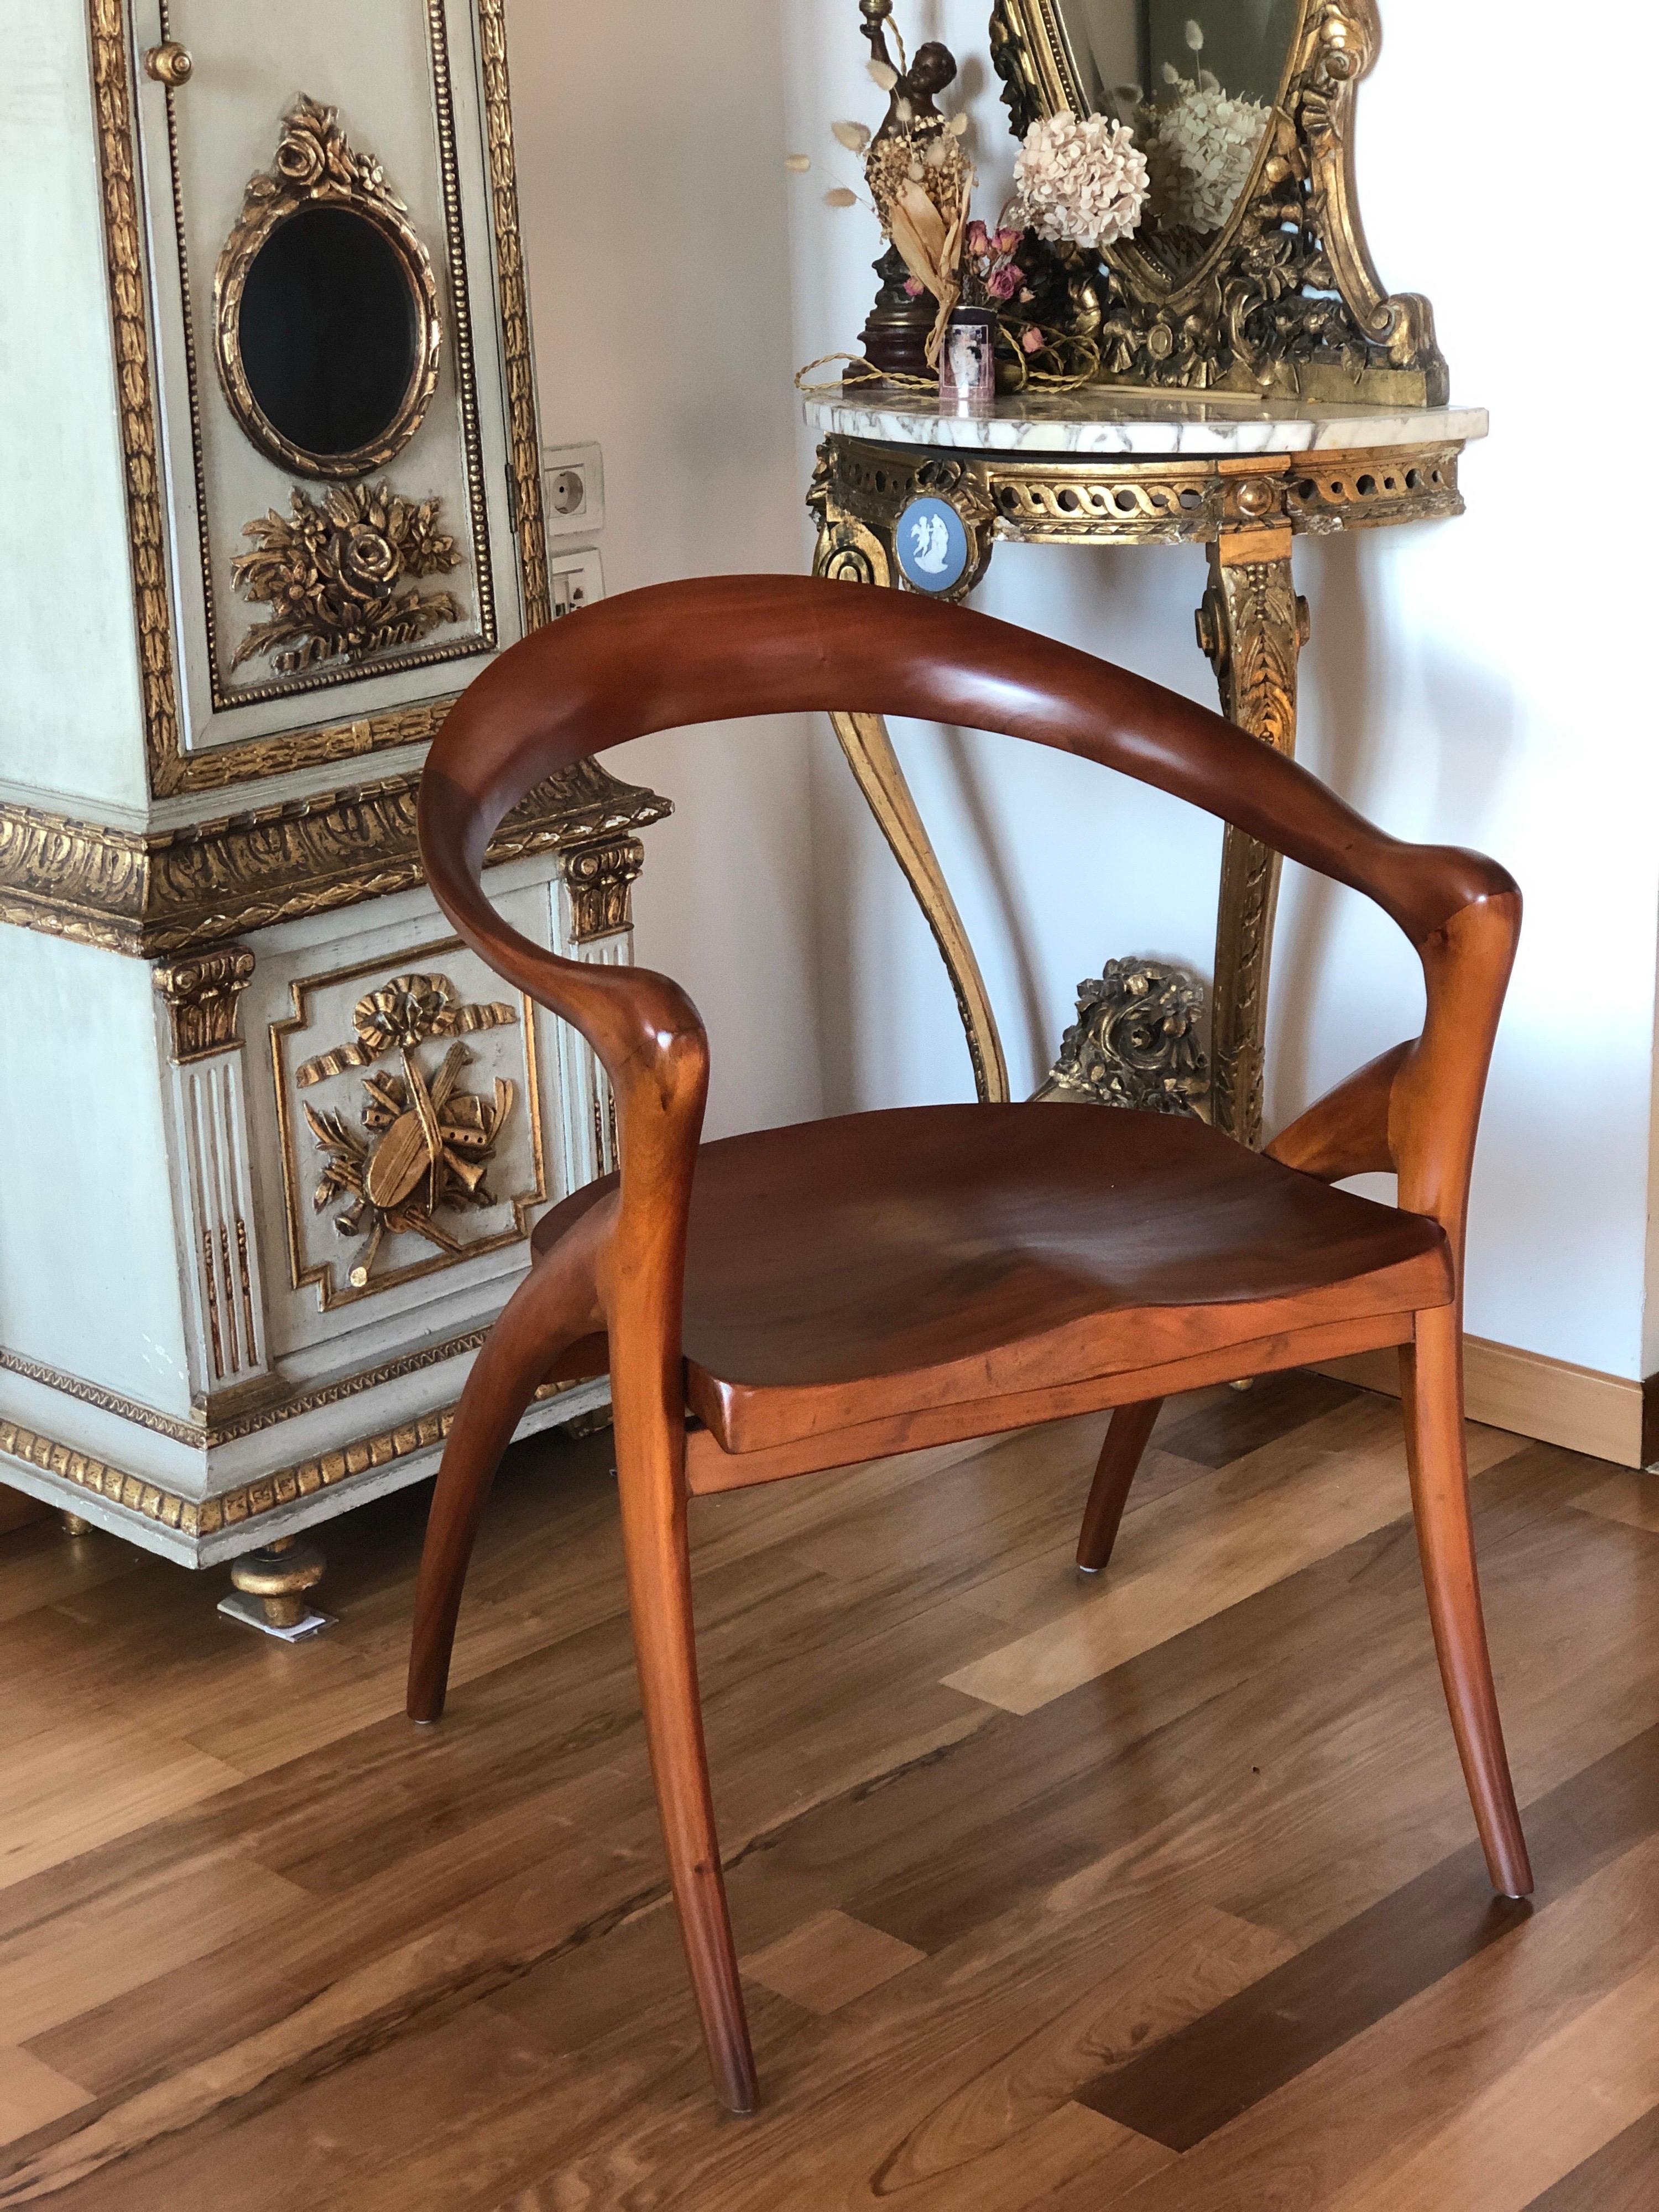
[782,0,1659,1382]
[507,0,823,1142]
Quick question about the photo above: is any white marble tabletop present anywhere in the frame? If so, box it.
[802,387,1488,457]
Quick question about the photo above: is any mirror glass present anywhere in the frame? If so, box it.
[237,204,421,462]
[1051,1,1296,272]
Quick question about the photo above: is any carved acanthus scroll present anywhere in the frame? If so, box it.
[1038,959,1210,1116]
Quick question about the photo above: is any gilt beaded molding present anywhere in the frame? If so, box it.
[989,0,1447,405]
[0,1321,520,1450]
[0,1374,581,1545]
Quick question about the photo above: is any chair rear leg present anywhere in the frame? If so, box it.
[1401,1305,1532,1898]
[614,1392,758,2115]
[407,1213,607,1724]
[1077,1399,1163,1573]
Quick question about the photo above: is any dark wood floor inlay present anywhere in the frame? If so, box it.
[1521,2103,1659,2210]
[1077,1715,1659,2151]
[1148,1368,1359,1469]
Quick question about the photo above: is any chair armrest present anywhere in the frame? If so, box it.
[419,769,707,1102]
[1264,1040,1410,1183]
[1265,888,1519,1288]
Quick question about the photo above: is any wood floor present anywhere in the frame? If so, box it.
[2,1370,1658,2208]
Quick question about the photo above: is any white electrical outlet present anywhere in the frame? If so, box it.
[541,442,604,536]
[548,545,603,620]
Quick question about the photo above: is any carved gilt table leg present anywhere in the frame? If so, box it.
[1195,513,1310,1146]
[808,451,1010,1103]
[828,711,1010,1104]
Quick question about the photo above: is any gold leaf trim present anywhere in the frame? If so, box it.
[230,483,464,677]
[0,1377,583,1543]
[478,0,552,630]
[0,1350,203,1447]
[0,1324,512,1448]
[213,95,443,481]
[989,0,1448,404]
[87,0,184,792]
[0,758,671,958]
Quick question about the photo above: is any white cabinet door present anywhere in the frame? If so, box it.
[129,0,537,761]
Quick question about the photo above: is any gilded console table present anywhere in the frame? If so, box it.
[805,389,1488,1145]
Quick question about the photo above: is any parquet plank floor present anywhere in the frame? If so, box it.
[0,1370,1655,2208]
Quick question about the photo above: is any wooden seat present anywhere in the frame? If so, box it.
[533,1102,1452,1454]
[405,571,1532,2117]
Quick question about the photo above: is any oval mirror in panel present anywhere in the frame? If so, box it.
[215,112,444,484]
[1051,1,1297,275]
[237,204,422,466]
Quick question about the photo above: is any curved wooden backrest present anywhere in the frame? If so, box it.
[419,573,1519,1287]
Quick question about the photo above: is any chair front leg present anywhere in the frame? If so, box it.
[613,1370,758,2115]
[1401,1303,1532,1898]
[1076,1399,1163,1573]
[407,1206,610,1725]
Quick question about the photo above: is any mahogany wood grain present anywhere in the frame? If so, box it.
[1265,1039,1410,1184]
[1402,1302,1532,1897]
[531,1103,1451,1453]
[406,572,1530,2109]
[407,1195,611,1728]
[682,1310,1417,1496]
[1076,1400,1164,1574]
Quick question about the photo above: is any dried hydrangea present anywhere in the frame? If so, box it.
[1012,109,1148,252]
[1143,77,1267,234]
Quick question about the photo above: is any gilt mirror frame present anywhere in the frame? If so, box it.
[214,96,444,481]
[988,0,1448,404]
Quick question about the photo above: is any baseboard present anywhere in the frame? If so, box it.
[1314,1336,1651,1470]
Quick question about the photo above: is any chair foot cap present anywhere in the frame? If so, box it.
[1076,1563,1103,1577]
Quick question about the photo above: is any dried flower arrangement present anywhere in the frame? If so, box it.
[793,4,1282,397]
[822,30,977,365]
[1012,111,1149,254]
[799,4,1152,388]
[1125,21,1270,238]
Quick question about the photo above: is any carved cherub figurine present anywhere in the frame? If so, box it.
[843,2,973,375]
[859,8,968,236]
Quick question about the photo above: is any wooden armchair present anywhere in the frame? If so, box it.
[407,573,1530,2115]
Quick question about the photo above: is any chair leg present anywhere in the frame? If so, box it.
[407,1211,608,1725]
[1401,1305,1532,1898]
[613,1386,758,2116]
[1076,1399,1163,1573]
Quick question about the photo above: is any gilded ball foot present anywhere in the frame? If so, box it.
[221,1535,333,1639]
